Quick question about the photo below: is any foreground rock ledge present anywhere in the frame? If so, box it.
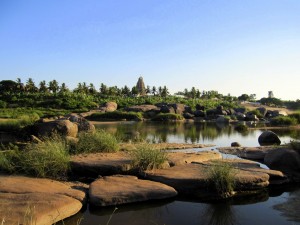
[0,175,86,225]
[89,175,178,206]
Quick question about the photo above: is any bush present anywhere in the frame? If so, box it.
[75,130,119,154]
[152,113,184,121]
[0,135,70,178]
[270,116,298,126]
[207,161,236,198]
[234,123,248,132]
[289,113,300,124]
[130,143,167,171]
[88,111,143,121]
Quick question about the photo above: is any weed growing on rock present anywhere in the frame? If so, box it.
[130,142,168,171]
[289,140,300,153]
[75,130,119,154]
[0,135,70,179]
[207,161,236,198]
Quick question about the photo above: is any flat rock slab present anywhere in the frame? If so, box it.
[167,151,222,166]
[0,175,85,225]
[89,175,177,206]
[0,192,82,225]
[0,175,86,203]
[217,146,278,160]
[120,143,214,151]
[71,152,132,176]
[145,161,270,198]
[70,151,221,177]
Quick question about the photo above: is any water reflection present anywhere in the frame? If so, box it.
[94,121,296,147]
[201,202,236,225]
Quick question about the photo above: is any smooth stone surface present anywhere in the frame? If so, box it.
[167,151,222,166]
[0,192,82,225]
[258,130,281,146]
[89,175,177,206]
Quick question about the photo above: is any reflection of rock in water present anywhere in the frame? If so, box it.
[202,202,236,225]
[273,189,300,222]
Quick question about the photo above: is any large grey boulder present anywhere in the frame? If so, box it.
[89,175,177,206]
[258,131,281,146]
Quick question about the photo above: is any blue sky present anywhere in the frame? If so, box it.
[0,0,299,100]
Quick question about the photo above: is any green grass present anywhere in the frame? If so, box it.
[74,130,119,154]
[88,111,143,121]
[270,116,298,126]
[289,112,300,124]
[207,161,236,198]
[234,123,248,132]
[130,142,168,171]
[151,113,184,121]
[0,113,40,131]
[0,135,70,179]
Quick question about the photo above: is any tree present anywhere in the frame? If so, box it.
[121,85,130,96]
[161,86,169,98]
[146,85,151,95]
[0,80,17,94]
[238,94,250,102]
[59,83,69,93]
[131,86,138,96]
[152,86,157,96]
[100,83,108,95]
[25,78,37,93]
[39,80,48,93]
[48,80,59,94]
[88,83,96,94]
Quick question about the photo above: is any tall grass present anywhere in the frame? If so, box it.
[75,130,119,154]
[0,135,70,179]
[0,113,40,131]
[151,113,184,121]
[207,161,236,198]
[88,111,143,121]
[130,143,168,171]
[270,116,298,126]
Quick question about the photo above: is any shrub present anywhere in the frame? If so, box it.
[289,113,300,124]
[75,130,119,154]
[234,123,248,132]
[270,116,298,126]
[88,111,143,121]
[207,161,236,198]
[152,113,184,121]
[130,143,168,171]
[0,136,70,178]
[249,109,264,118]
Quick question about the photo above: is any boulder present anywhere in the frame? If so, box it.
[183,112,194,119]
[264,148,300,181]
[0,175,86,225]
[168,103,186,114]
[89,175,177,206]
[125,104,159,112]
[67,113,95,133]
[216,115,230,123]
[194,110,205,117]
[231,142,241,147]
[160,105,175,114]
[257,107,267,117]
[195,104,205,111]
[33,120,78,138]
[245,112,259,121]
[102,101,117,112]
[258,131,281,146]
[234,108,246,114]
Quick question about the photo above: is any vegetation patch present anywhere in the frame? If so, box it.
[130,143,168,171]
[151,113,184,121]
[270,116,298,126]
[207,161,236,198]
[289,112,300,124]
[0,135,70,179]
[234,123,249,132]
[88,111,143,121]
[75,130,119,154]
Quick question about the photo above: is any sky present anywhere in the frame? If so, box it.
[0,0,299,100]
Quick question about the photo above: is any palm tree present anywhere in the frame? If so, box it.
[48,80,59,94]
[39,80,48,93]
[25,78,37,93]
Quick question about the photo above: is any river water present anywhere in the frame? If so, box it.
[62,121,300,225]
